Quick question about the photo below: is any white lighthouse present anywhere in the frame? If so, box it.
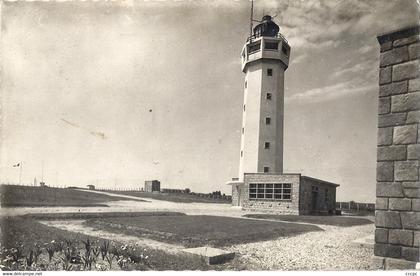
[227,14,339,215]
[238,15,290,180]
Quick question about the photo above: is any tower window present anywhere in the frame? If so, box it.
[265,42,278,50]
[266,93,272,100]
[264,142,270,149]
[267,68,273,76]
[282,44,290,56]
[242,127,244,134]
[245,81,247,88]
[265,117,271,125]
[243,105,246,111]
[248,42,261,54]
[241,150,243,157]
[263,166,270,173]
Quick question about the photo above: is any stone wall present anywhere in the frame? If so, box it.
[231,183,241,206]
[375,25,420,270]
[242,173,300,215]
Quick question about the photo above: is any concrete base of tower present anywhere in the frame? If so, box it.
[228,173,339,215]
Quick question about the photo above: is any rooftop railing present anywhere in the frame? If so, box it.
[246,32,288,44]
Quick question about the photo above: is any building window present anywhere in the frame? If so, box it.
[241,150,243,157]
[263,166,270,173]
[312,185,319,192]
[245,81,247,88]
[267,68,273,76]
[266,93,272,100]
[264,142,270,149]
[243,105,246,111]
[325,189,329,201]
[249,183,292,201]
[265,41,278,50]
[242,127,244,134]
[265,117,271,125]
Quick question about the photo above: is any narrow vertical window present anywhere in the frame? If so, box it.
[243,105,246,111]
[266,93,272,100]
[265,117,271,125]
[245,81,247,88]
[240,150,243,157]
[264,142,270,149]
[263,166,269,173]
[242,127,244,134]
[267,68,273,76]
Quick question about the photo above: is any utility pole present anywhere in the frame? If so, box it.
[41,161,44,183]
[19,162,23,186]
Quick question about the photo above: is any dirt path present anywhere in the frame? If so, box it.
[39,219,186,254]
[0,190,245,218]
[75,189,157,202]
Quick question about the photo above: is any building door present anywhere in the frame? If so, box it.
[311,191,318,212]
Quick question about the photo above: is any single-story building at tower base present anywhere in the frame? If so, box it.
[228,173,339,215]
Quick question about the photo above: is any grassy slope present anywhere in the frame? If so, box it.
[104,191,231,204]
[243,214,373,227]
[0,216,245,270]
[0,185,145,207]
[85,215,322,248]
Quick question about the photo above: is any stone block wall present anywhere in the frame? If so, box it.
[242,173,300,215]
[375,25,420,270]
[230,183,242,206]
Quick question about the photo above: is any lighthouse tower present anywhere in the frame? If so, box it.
[227,15,339,215]
[238,15,290,180]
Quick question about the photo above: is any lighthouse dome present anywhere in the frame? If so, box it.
[253,15,279,38]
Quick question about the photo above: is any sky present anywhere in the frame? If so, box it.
[1,0,418,202]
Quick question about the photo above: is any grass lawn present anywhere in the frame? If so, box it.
[84,215,322,248]
[104,191,231,204]
[0,185,146,207]
[0,215,245,271]
[243,214,373,227]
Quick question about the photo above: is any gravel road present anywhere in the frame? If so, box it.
[2,189,376,270]
[226,223,374,270]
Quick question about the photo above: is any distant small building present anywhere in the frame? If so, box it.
[87,185,95,190]
[145,180,160,193]
[39,182,46,187]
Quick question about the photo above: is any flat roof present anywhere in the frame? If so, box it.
[239,173,340,187]
[301,175,340,187]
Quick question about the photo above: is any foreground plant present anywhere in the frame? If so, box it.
[25,250,34,267]
[82,238,92,257]
[54,241,65,253]
[60,255,73,271]
[32,244,42,264]
[105,255,114,269]
[100,240,110,260]
[45,244,55,262]
[82,255,96,270]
